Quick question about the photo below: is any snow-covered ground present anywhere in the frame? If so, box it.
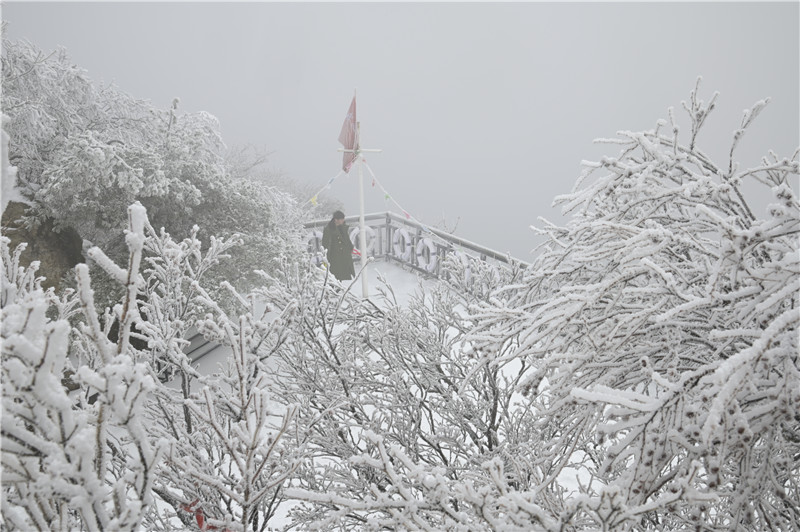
[165,259,435,527]
[184,259,434,378]
[353,258,436,307]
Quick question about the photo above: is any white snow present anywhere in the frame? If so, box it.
[1,114,24,217]
[172,260,434,380]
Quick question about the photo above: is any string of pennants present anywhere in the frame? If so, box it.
[305,156,440,240]
[361,159,436,235]
[306,169,345,207]
[302,156,495,265]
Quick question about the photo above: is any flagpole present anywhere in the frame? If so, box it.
[336,91,381,299]
[356,122,368,298]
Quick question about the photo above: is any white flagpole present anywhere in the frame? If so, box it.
[337,91,381,299]
[357,122,368,298]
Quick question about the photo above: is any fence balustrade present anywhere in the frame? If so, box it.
[305,211,529,279]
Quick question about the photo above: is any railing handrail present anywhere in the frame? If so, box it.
[304,211,529,268]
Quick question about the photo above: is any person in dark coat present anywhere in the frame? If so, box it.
[321,210,356,281]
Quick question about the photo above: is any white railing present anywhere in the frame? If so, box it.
[304,211,530,278]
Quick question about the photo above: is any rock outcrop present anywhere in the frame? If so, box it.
[1,201,84,291]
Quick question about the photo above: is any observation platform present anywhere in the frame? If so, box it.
[183,211,527,367]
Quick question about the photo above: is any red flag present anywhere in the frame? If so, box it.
[338,96,359,172]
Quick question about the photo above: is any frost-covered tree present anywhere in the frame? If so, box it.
[249,83,798,532]
[463,81,800,530]
[1,204,159,531]
[138,239,304,531]
[2,39,210,242]
[1,38,307,298]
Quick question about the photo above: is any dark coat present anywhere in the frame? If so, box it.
[321,221,356,281]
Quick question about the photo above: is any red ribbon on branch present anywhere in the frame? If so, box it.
[181,499,232,532]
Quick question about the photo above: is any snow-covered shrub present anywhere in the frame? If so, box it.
[141,249,304,531]
[203,176,307,298]
[440,249,526,305]
[136,224,240,380]
[1,204,159,531]
[236,256,561,530]
[466,81,800,529]
[3,197,305,531]
[285,429,566,531]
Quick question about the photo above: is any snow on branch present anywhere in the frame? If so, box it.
[466,82,800,529]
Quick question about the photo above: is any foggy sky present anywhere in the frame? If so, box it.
[3,2,798,260]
